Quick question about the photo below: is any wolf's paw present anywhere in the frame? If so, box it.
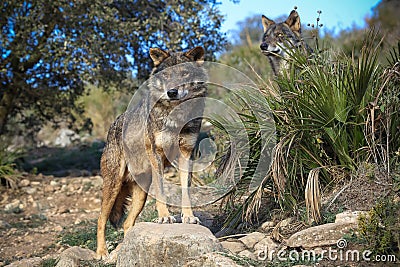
[156,216,176,224]
[95,250,109,261]
[182,215,201,224]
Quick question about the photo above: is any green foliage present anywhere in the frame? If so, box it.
[40,258,58,267]
[79,261,116,267]
[219,44,272,84]
[216,32,400,229]
[138,199,158,222]
[0,138,22,188]
[9,214,47,228]
[358,197,400,256]
[40,258,116,267]
[219,14,273,82]
[321,0,400,62]
[21,142,103,175]
[0,0,227,135]
[78,84,131,140]
[60,221,122,252]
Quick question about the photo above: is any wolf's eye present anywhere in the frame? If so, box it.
[181,70,190,77]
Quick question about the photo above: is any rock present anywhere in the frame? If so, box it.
[44,185,55,193]
[4,257,43,267]
[238,249,257,260]
[238,232,265,249]
[32,201,42,209]
[286,222,357,249]
[0,220,11,229]
[278,218,292,227]
[54,128,80,147]
[50,180,60,186]
[184,252,242,267]
[107,243,123,264]
[335,211,367,224]
[57,207,70,214]
[254,236,279,256]
[19,179,31,187]
[24,187,37,195]
[260,221,275,230]
[221,241,246,254]
[54,225,64,232]
[90,176,103,188]
[5,200,21,212]
[56,246,96,267]
[60,185,68,192]
[117,222,223,267]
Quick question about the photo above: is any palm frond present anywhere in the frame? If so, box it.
[305,168,322,224]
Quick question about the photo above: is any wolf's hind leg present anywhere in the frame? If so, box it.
[96,156,127,260]
[123,175,150,233]
[96,177,124,259]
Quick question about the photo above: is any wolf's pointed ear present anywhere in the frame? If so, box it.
[262,15,275,32]
[149,48,170,66]
[185,46,205,63]
[285,10,301,33]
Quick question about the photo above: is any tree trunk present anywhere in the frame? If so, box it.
[0,88,17,135]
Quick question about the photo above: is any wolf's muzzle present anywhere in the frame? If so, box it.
[167,88,178,99]
[260,42,269,51]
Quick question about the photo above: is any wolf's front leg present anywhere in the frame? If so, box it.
[179,155,200,224]
[150,160,176,224]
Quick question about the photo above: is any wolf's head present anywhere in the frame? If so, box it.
[260,10,303,75]
[148,47,207,103]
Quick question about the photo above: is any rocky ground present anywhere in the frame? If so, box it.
[0,166,399,266]
[0,173,102,265]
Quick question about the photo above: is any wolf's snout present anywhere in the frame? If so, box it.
[260,42,269,50]
[167,89,178,99]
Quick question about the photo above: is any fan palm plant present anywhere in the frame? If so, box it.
[214,31,400,232]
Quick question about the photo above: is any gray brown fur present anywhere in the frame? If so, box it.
[260,10,309,75]
[96,46,207,259]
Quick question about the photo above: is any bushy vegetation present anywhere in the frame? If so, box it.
[358,197,400,257]
[0,0,227,137]
[216,31,400,230]
[0,138,22,188]
[77,84,132,140]
[61,221,122,252]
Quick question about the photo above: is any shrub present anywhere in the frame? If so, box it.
[358,197,400,257]
[215,31,400,230]
[0,138,21,189]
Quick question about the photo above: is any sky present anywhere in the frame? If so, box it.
[218,0,382,39]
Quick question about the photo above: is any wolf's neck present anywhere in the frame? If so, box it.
[268,56,281,76]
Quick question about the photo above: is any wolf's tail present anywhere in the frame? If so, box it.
[109,180,131,228]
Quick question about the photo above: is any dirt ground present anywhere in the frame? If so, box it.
[0,156,398,266]
[0,173,102,265]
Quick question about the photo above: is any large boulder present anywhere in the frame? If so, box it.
[184,252,242,267]
[117,222,224,267]
[56,246,97,267]
[286,211,365,249]
[286,222,356,249]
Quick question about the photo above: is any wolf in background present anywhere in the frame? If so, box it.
[96,46,207,259]
[260,10,309,75]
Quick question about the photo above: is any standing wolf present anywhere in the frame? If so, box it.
[260,10,307,75]
[96,46,207,259]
